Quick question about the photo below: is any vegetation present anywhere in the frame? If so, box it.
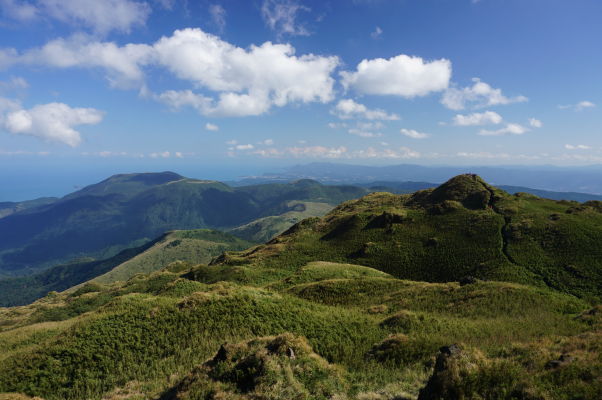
[206,174,602,300]
[0,174,600,399]
[0,173,368,276]
[228,200,334,242]
[0,230,254,307]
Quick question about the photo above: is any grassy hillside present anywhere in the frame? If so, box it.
[0,174,600,399]
[0,230,254,307]
[228,200,334,242]
[0,261,597,399]
[0,173,367,276]
[90,229,255,285]
[204,174,602,300]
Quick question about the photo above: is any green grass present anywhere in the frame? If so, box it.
[0,175,600,400]
[207,175,602,300]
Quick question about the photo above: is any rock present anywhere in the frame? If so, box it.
[545,354,574,370]
[417,344,463,400]
[459,276,477,286]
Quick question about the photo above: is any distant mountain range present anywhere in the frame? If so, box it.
[241,162,602,194]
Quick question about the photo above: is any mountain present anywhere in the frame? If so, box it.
[255,162,602,194]
[0,197,57,219]
[0,172,368,277]
[0,229,254,307]
[227,200,334,242]
[0,174,600,399]
[200,174,602,300]
[357,181,602,202]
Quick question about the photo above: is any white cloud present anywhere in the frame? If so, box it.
[452,111,502,126]
[149,151,170,158]
[558,101,596,112]
[0,0,38,21]
[253,147,283,157]
[226,139,237,145]
[331,99,399,120]
[1,0,150,34]
[209,4,226,33]
[370,26,383,39]
[152,28,338,115]
[16,35,153,88]
[400,128,429,139]
[342,121,384,138]
[261,0,310,37]
[5,28,339,116]
[528,118,542,128]
[0,76,28,93]
[287,145,347,158]
[353,146,420,159]
[175,151,183,158]
[340,54,451,98]
[348,128,382,138]
[154,0,175,10]
[441,78,528,110]
[205,122,219,131]
[0,99,104,146]
[252,145,420,160]
[564,144,591,150]
[236,143,254,150]
[327,122,347,129]
[478,123,529,136]
[42,0,150,34]
[456,151,541,161]
[261,138,274,145]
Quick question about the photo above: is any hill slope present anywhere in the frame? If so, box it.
[0,229,254,306]
[0,173,367,276]
[0,175,600,399]
[200,174,602,300]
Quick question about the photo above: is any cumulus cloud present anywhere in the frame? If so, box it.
[558,101,596,111]
[205,122,219,131]
[13,34,153,88]
[340,54,451,98]
[0,99,104,146]
[400,128,429,139]
[1,0,150,34]
[453,111,502,126]
[441,78,528,110]
[331,99,399,120]
[209,4,226,33]
[261,0,310,37]
[235,144,254,150]
[153,29,337,103]
[528,118,542,128]
[564,144,591,150]
[478,123,529,136]
[3,28,339,115]
[151,28,338,115]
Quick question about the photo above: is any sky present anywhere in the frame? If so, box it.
[0,0,601,199]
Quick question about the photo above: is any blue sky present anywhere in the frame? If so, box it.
[0,0,601,176]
